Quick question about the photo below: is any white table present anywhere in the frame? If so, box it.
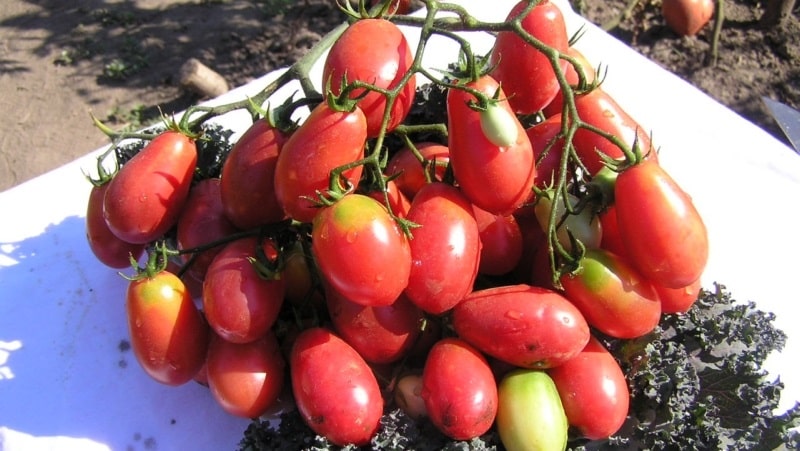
[2,1,798,449]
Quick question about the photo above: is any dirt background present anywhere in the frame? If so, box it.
[0,0,797,192]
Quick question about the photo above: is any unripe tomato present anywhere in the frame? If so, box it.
[394,373,427,421]
[534,191,602,252]
[496,369,568,451]
[662,0,715,36]
[290,328,383,446]
[85,181,145,268]
[421,338,498,440]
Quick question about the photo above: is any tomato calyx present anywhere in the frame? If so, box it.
[120,241,171,281]
[83,152,118,187]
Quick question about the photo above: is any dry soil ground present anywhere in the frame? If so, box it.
[0,0,797,192]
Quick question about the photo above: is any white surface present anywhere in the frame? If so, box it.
[1,1,798,449]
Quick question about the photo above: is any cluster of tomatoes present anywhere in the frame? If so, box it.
[84,0,709,449]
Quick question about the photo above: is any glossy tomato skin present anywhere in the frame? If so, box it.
[177,178,239,280]
[104,131,197,244]
[560,248,662,338]
[453,284,590,369]
[202,237,286,343]
[403,183,481,314]
[615,159,709,288]
[312,194,411,307]
[385,142,450,200]
[86,182,145,268]
[126,270,209,385]
[472,205,523,276]
[547,336,629,440]
[656,277,702,314]
[220,118,288,229]
[662,0,715,36]
[274,102,366,223]
[206,332,286,419]
[421,338,498,441]
[323,18,416,137]
[490,0,570,114]
[447,76,536,215]
[291,327,383,446]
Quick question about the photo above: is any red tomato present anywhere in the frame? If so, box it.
[85,182,145,268]
[526,114,565,190]
[598,205,627,258]
[662,0,715,36]
[453,284,590,369]
[547,336,629,440]
[489,0,570,114]
[273,102,366,223]
[291,327,383,446]
[326,287,423,364]
[323,18,416,137]
[472,205,523,276]
[656,277,702,314]
[177,178,239,281]
[362,179,412,218]
[385,142,450,200]
[615,159,709,288]
[447,75,536,215]
[202,237,285,343]
[220,118,288,229]
[560,248,662,339]
[543,47,597,118]
[103,131,197,244]
[206,332,286,419]
[312,194,411,306]
[126,270,209,385]
[370,0,412,14]
[421,338,498,440]
[403,183,481,314]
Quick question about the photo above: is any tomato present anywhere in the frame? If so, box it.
[282,240,319,306]
[662,0,715,36]
[656,277,702,314]
[543,47,597,118]
[362,179,411,218]
[598,205,627,258]
[370,0,412,14]
[323,18,416,137]
[394,373,427,421]
[560,248,662,338]
[312,193,411,306]
[273,102,366,223]
[384,142,450,199]
[421,338,498,440]
[447,75,536,215]
[489,0,570,114]
[496,369,568,451]
[615,159,709,288]
[326,287,423,364]
[472,205,523,276]
[202,237,285,343]
[103,131,197,244]
[526,114,565,190]
[573,89,656,176]
[220,118,288,229]
[126,270,209,385]
[547,336,629,440]
[290,327,383,446]
[453,284,590,369]
[534,191,603,252]
[176,178,239,281]
[403,183,481,314]
[85,182,145,268]
[206,332,286,419]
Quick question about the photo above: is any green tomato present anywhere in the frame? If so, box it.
[479,101,519,148]
[534,191,602,252]
[496,369,568,451]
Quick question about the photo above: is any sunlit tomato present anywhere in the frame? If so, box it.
[573,89,656,175]
[85,182,145,268]
[534,191,603,252]
[273,102,366,223]
[526,114,565,190]
[656,277,702,314]
[496,369,568,451]
[543,47,597,117]
[176,178,239,280]
[662,0,715,36]
[547,336,629,440]
[126,270,209,385]
[384,142,450,199]
[202,237,285,343]
[326,287,423,364]
[421,338,498,440]
[615,159,709,288]
[291,327,383,446]
[560,248,662,338]
[312,194,411,306]
[323,18,416,137]
[453,284,590,369]
[472,205,523,276]
[103,131,197,244]
[362,179,411,218]
[220,118,288,229]
[489,0,570,114]
[206,332,285,419]
[447,75,536,215]
[403,183,481,314]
